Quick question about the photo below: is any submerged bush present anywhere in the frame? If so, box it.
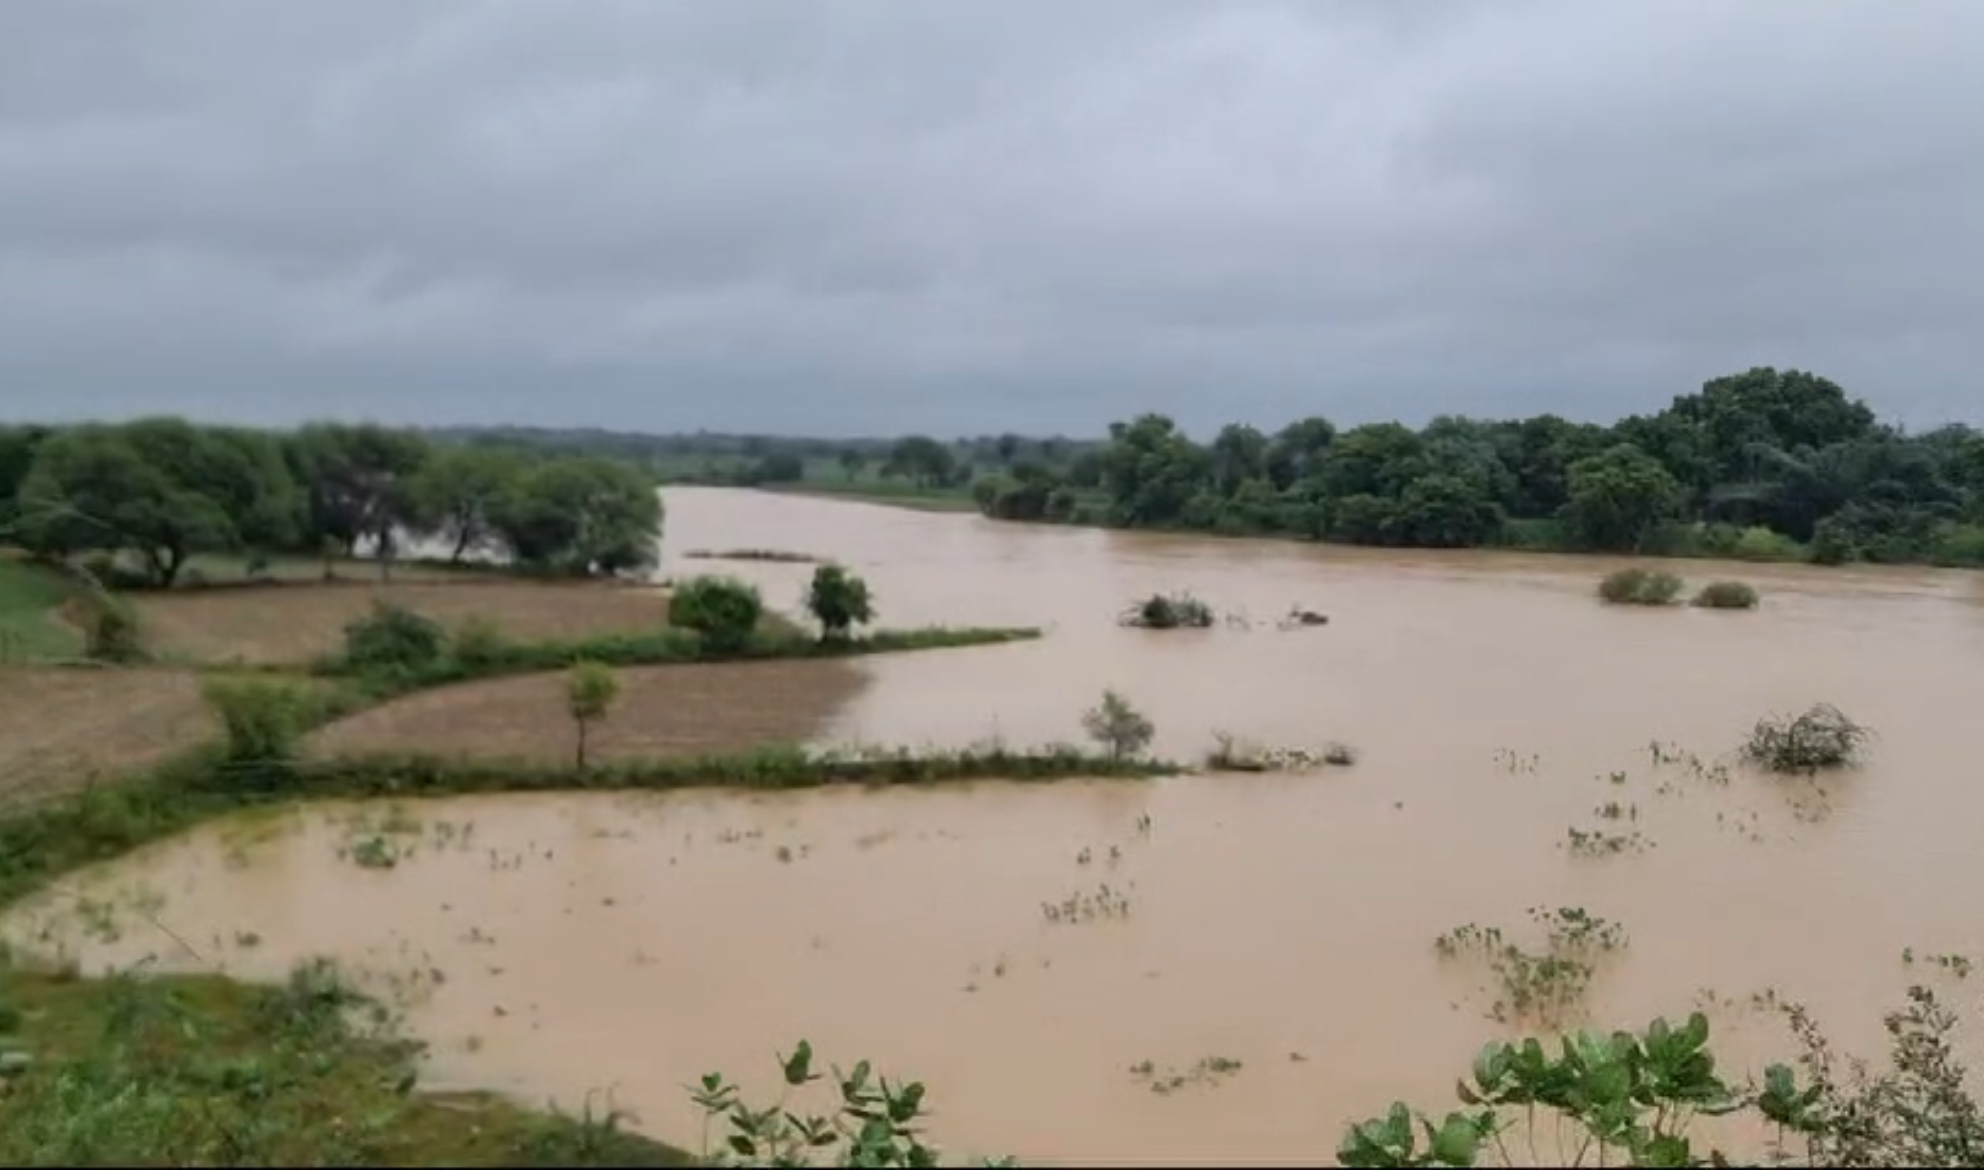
[1692,580,1761,609]
[341,601,446,672]
[668,576,763,653]
[1742,703,1871,773]
[1121,591,1215,629]
[1597,567,1684,606]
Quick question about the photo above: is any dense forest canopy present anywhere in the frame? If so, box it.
[5,367,1982,577]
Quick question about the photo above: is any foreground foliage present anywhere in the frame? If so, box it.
[0,958,692,1166]
[1341,985,1984,1168]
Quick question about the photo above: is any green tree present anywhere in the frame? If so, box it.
[13,425,234,586]
[1392,474,1504,548]
[287,422,431,566]
[565,661,619,769]
[1101,414,1212,527]
[0,425,52,528]
[837,449,867,482]
[488,456,661,575]
[1563,444,1685,552]
[406,445,527,562]
[1082,689,1155,763]
[806,563,874,640]
[668,576,763,653]
[883,436,956,488]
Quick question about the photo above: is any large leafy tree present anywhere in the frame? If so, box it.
[1562,443,1685,552]
[13,425,235,585]
[406,445,527,562]
[489,456,662,575]
[287,423,432,558]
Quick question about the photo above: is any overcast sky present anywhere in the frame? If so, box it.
[2,1,1979,438]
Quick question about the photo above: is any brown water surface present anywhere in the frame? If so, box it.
[8,488,1984,1165]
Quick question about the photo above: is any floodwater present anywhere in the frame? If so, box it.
[9,486,1984,1165]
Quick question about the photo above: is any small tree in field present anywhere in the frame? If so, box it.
[566,661,619,769]
[1083,689,1155,763]
[806,564,875,641]
[668,576,764,654]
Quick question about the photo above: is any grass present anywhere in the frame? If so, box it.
[310,659,869,763]
[0,556,84,662]
[1117,591,1215,629]
[132,580,675,666]
[313,622,1041,700]
[1434,907,1629,1029]
[1597,567,1685,606]
[0,956,692,1166]
[1692,579,1761,609]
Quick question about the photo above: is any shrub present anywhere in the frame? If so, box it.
[1597,567,1684,606]
[1742,703,1871,773]
[564,661,620,770]
[806,563,875,640]
[668,576,763,653]
[452,615,510,669]
[82,596,144,662]
[1120,591,1215,629]
[1730,525,1805,562]
[1692,580,1760,609]
[341,602,446,672]
[201,678,311,772]
[1082,689,1154,762]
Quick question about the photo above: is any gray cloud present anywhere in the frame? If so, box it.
[2,0,1979,436]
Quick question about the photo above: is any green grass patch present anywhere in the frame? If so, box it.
[0,957,692,1166]
[0,557,84,662]
[313,623,1041,701]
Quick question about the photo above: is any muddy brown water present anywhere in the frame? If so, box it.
[8,487,1984,1165]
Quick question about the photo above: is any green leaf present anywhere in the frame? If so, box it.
[728,1134,757,1156]
[782,1039,815,1086]
[1431,1113,1482,1166]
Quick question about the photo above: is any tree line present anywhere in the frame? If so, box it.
[0,419,661,587]
[973,367,1984,568]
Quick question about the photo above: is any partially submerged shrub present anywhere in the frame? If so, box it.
[1083,689,1155,762]
[1120,591,1215,629]
[668,576,763,653]
[1742,703,1871,772]
[1692,580,1760,609]
[806,563,875,640]
[341,601,446,672]
[1597,567,1684,606]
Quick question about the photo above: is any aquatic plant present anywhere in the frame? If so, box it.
[1434,907,1628,1028]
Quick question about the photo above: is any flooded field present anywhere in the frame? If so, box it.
[9,488,1984,1164]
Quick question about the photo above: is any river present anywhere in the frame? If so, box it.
[7,487,1984,1165]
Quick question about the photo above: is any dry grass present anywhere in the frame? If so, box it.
[309,659,870,762]
[0,667,216,809]
[132,580,672,666]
